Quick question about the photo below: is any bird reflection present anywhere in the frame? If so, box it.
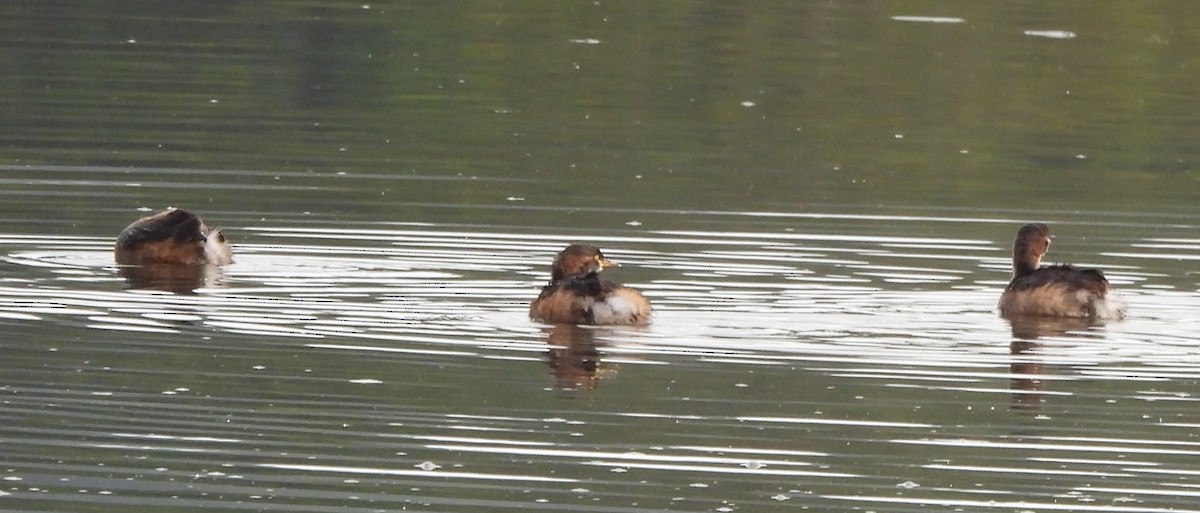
[1006,316,1104,412]
[542,325,611,391]
[118,263,227,294]
[1008,315,1097,341]
[1008,339,1045,411]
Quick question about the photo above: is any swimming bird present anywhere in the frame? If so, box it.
[114,208,233,266]
[530,244,651,325]
[998,223,1123,319]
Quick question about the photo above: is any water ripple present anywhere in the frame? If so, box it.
[3,216,1200,512]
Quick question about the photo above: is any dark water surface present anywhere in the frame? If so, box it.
[3,2,1200,512]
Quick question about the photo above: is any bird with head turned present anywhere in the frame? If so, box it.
[114,208,233,266]
[998,223,1124,319]
[530,244,651,326]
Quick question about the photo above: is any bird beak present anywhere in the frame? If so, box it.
[598,256,620,269]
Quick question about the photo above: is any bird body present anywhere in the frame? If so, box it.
[998,223,1123,319]
[115,208,232,266]
[530,244,650,326]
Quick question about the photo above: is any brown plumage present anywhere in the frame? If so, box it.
[529,244,651,326]
[114,208,233,266]
[998,223,1124,319]
[544,324,607,390]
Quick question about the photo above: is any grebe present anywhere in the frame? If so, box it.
[530,244,651,325]
[114,208,233,266]
[998,223,1123,319]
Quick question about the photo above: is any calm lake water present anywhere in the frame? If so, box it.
[3,2,1200,512]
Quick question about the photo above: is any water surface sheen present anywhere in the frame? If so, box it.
[3,2,1200,512]
[3,209,1200,512]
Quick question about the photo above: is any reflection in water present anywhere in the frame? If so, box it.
[3,223,1200,512]
[118,263,227,294]
[1009,340,1045,411]
[1007,316,1104,412]
[4,0,1200,508]
[542,324,607,391]
[1007,315,1098,341]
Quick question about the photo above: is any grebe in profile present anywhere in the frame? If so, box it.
[998,223,1124,319]
[114,208,233,266]
[530,244,651,326]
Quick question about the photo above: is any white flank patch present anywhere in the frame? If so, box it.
[591,295,637,324]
